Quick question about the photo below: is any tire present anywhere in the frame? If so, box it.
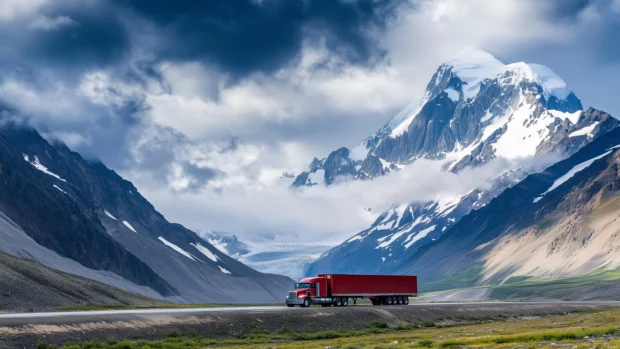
[388,296,394,305]
[287,304,295,307]
[403,296,409,305]
[335,298,342,307]
[342,298,348,307]
[397,296,403,305]
[303,298,311,308]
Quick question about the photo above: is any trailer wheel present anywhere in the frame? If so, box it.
[342,298,348,307]
[403,296,409,305]
[388,296,395,305]
[397,296,403,305]
[302,298,311,308]
[335,298,342,307]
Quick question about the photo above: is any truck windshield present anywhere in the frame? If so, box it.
[295,283,311,289]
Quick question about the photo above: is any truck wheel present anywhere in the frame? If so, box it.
[303,298,311,308]
[397,296,403,305]
[342,298,348,307]
[403,296,409,305]
[335,298,342,307]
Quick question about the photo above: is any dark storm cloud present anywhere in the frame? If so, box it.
[2,0,405,79]
[112,0,406,77]
[0,2,129,76]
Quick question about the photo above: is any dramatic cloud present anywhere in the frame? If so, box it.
[0,0,618,241]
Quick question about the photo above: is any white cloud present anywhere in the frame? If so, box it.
[0,0,47,21]
[146,39,412,142]
[128,155,547,243]
[0,79,86,122]
[29,15,75,30]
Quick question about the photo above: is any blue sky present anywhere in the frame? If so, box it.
[0,0,619,238]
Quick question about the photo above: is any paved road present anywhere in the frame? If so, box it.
[0,301,618,320]
[1,301,618,348]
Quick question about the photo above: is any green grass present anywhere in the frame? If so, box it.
[41,307,620,349]
[418,263,485,293]
[438,326,618,347]
[57,303,281,312]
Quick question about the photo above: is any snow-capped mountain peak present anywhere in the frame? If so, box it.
[303,50,618,277]
[293,49,589,189]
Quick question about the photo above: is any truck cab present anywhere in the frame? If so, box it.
[285,276,325,307]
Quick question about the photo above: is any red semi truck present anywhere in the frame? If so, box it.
[285,274,417,307]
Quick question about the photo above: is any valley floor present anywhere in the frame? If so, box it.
[0,302,616,348]
[31,306,620,349]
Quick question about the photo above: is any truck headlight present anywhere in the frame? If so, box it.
[285,296,289,299]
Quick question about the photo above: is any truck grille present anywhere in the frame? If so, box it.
[288,292,297,300]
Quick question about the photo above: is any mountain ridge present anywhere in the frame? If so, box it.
[0,120,294,304]
[304,49,618,278]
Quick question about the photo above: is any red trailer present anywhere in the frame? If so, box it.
[285,274,417,307]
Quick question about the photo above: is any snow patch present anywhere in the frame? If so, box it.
[538,150,613,199]
[218,266,232,274]
[23,155,66,182]
[347,235,363,243]
[449,48,505,100]
[53,185,68,195]
[569,122,599,138]
[103,210,117,221]
[404,225,436,249]
[158,237,196,261]
[435,195,462,217]
[190,242,219,262]
[528,63,571,100]
[122,220,137,233]
[549,110,582,125]
[388,97,425,138]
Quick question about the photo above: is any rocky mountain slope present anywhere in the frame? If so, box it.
[0,250,164,312]
[402,126,620,290]
[0,120,293,304]
[306,48,618,276]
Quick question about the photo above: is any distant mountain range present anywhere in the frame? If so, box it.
[0,119,293,305]
[301,48,619,284]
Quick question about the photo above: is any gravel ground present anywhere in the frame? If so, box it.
[0,251,166,313]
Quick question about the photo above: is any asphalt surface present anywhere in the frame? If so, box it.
[0,301,618,348]
[0,301,618,320]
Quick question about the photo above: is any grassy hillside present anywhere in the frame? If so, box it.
[420,268,620,302]
[488,269,620,300]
